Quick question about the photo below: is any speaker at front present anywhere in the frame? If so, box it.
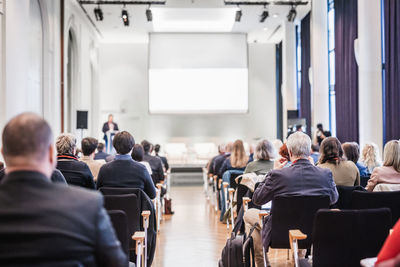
[76,110,88,129]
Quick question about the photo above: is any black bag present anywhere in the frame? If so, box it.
[164,198,174,215]
[219,223,258,267]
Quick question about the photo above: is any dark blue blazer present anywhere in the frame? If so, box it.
[97,158,156,199]
[253,159,338,249]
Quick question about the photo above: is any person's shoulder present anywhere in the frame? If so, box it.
[54,182,102,203]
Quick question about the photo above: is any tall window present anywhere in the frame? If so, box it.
[295,25,301,111]
[327,0,336,135]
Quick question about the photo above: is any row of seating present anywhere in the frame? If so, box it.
[204,167,400,266]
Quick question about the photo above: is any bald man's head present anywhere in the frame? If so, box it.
[2,113,54,166]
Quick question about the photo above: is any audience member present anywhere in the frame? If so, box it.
[315,123,332,146]
[208,144,225,176]
[56,134,95,189]
[375,219,400,266]
[97,132,156,199]
[310,144,320,165]
[142,140,165,185]
[0,167,67,185]
[132,144,152,175]
[213,143,232,178]
[154,144,169,172]
[249,143,256,162]
[218,139,249,177]
[342,142,369,176]
[80,137,105,181]
[0,113,127,266]
[318,137,360,186]
[94,142,111,162]
[296,124,303,132]
[244,139,276,175]
[247,132,338,266]
[361,143,382,174]
[367,140,400,192]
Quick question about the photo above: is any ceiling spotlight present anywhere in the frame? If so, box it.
[121,7,129,26]
[260,9,269,23]
[287,6,297,22]
[146,8,153,22]
[94,5,103,21]
[235,8,242,22]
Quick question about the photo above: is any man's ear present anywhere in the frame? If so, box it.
[288,150,293,159]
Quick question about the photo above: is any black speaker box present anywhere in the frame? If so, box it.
[76,110,88,129]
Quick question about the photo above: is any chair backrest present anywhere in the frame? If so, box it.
[229,172,243,189]
[107,210,129,257]
[373,183,400,192]
[312,208,391,267]
[103,194,141,249]
[270,195,330,249]
[100,187,142,196]
[352,190,400,227]
[335,185,365,209]
[360,176,370,187]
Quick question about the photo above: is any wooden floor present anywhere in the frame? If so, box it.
[153,186,293,267]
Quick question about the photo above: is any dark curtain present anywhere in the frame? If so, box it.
[300,13,311,136]
[334,0,359,143]
[383,0,400,143]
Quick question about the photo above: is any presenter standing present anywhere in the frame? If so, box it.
[102,114,119,154]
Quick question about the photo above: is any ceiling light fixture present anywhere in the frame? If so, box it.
[146,6,153,21]
[260,7,269,23]
[235,6,242,22]
[121,6,129,26]
[287,5,296,22]
[94,5,103,21]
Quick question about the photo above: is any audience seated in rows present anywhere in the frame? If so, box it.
[56,133,95,189]
[80,137,105,181]
[342,142,369,176]
[245,132,338,267]
[318,137,360,186]
[94,142,111,162]
[367,140,400,192]
[310,144,320,165]
[0,113,127,266]
[244,139,276,175]
[154,144,169,172]
[142,140,165,185]
[97,132,156,199]
[131,144,152,175]
[361,142,382,174]
[218,140,251,177]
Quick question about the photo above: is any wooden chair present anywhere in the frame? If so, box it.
[132,232,146,267]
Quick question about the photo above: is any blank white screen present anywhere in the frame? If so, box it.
[149,34,248,114]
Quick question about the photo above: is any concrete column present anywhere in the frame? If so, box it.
[310,0,330,138]
[282,21,297,139]
[358,0,383,151]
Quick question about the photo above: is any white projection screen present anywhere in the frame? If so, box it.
[149,33,248,114]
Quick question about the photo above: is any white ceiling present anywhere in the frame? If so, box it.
[81,0,311,43]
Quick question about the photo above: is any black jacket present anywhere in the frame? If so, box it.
[0,171,127,266]
[95,151,111,161]
[56,154,95,189]
[156,154,169,172]
[0,169,67,185]
[97,157,156,199]
[143,153,165,185]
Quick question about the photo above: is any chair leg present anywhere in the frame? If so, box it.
[263,246,268,267]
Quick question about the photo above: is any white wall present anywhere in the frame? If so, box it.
[98,41,277,146]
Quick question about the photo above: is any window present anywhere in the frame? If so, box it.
[296,25,301,111]
[327,0,336,135]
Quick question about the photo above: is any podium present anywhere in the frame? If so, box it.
[105,130,117,154]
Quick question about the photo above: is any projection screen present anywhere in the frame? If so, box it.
[149,33,248,114]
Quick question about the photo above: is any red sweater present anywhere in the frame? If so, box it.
[376,219,400,264]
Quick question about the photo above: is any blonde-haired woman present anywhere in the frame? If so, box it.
[367,140,400,191]
[361,143,382,174]
[218,139,250,176]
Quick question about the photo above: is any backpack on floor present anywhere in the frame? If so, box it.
[218,223,258,267]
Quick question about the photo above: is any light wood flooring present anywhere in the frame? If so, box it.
[153,186,293,267]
